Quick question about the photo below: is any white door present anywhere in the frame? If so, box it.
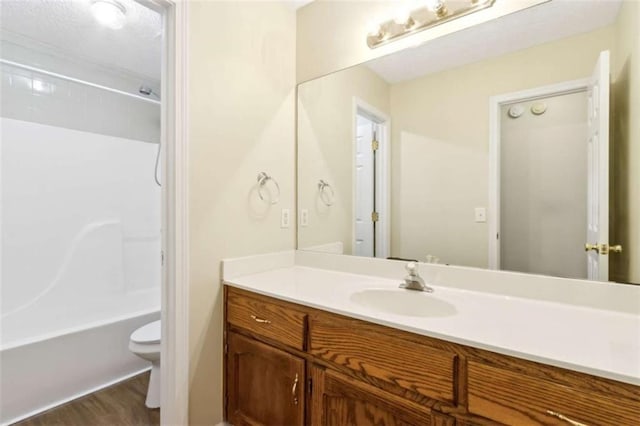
[586,50,610,281]
[354,115,374,257]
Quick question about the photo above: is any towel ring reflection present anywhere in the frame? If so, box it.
[257,172,280,205]
[318,180,335,206]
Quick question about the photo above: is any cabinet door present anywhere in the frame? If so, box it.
[309,365,453,426]
[227,332,304,426]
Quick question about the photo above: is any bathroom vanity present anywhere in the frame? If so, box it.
[222,254,640,426]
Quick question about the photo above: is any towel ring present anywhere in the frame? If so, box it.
[318,179,335,206]
[257,172,280,205]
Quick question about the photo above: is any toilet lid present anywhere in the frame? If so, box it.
[131,320,161,344]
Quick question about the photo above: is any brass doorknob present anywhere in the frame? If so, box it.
[585,243,623,254]
[608,244,623,253]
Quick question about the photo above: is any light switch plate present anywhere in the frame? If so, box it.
[300,209,309,227]
[281,209,290,228]
[475,207,487,223]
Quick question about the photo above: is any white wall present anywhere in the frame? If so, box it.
[0,54,160,143]
[187,2,296,424]
[298,65,390,254]
[0,34,161,103]
[500,93,588,279]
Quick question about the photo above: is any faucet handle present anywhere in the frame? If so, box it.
[406,262,418,276]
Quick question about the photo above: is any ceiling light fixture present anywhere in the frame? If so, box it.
[91,0,127,30]
[367,0,496,49]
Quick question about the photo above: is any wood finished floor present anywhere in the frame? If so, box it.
[14,372,160,426]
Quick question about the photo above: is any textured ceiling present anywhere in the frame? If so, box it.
[0,0,161,81]
[367,0,622,83]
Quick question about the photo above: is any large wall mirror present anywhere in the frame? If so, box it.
[297,0,639,285]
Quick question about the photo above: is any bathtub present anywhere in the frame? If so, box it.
[1,119,162,425]
[0,287,160,425]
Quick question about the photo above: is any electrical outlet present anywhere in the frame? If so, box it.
[281,209,290,228]
[300,209,309,227]
[475,207,487,223]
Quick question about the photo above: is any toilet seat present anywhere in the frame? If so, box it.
[131,320,161,344]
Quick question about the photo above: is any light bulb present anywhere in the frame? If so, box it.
[366,21,382,37]
[425,0,447,17]
[91,0,127,30]
[425,0,443,10]
[393,9,412,26]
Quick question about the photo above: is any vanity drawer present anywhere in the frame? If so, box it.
[309,313,456,405]
[467,361,640,425]
[226,288,307,351]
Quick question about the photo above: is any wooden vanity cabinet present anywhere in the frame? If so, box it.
[226,332,305,426]
[309,365,455,426]
[465,356,640,426]
[224,286,640,426]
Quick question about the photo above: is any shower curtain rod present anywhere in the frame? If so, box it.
[0,59,161,106]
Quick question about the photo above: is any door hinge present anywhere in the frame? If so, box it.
[161,250,165,266]
[224,343,228,354]
[372,139,379,151]
[307,378,313,394]
[371,211,379,222]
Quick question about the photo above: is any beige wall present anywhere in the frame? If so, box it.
[296,0,546,83]
[389,26,614,266]
[298,66,389,254]
[611,0,640,284]
[188,2,296,424]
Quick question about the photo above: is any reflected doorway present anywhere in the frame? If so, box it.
[353,100,390,258]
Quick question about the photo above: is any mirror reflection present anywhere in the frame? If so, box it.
[297,0,639,285]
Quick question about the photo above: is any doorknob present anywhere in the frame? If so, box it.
[585,243,600,252]
[600,244,623,255]
[584,243,623,255]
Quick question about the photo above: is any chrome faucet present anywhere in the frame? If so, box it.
[399,262,434,292]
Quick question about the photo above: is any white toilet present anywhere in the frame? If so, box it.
[129,320,161,408]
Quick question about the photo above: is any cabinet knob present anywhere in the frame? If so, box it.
[250,314,271,324]
[546,410,588,426]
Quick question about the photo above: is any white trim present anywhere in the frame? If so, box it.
[488,78,590,270]
[143,0,190,425]
[352,97,391,259]
[2,368,151,426]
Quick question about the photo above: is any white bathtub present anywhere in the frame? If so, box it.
[0,289,160,425]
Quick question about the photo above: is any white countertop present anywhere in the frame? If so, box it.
[224,265,640,386]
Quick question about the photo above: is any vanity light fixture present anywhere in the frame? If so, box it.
[367,0,496,49]
[91,0,127,30]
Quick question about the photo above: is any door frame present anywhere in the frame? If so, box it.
[352,97,390,258]
[488,78,589,270]
[137,1,190,425]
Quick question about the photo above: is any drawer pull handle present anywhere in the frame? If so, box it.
[546,410,588,426]
[250,314,271,324]
[292,373,299,405]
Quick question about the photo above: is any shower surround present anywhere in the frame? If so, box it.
[0,118,160,423]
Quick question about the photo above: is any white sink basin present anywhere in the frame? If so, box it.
[349,288,457,318]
